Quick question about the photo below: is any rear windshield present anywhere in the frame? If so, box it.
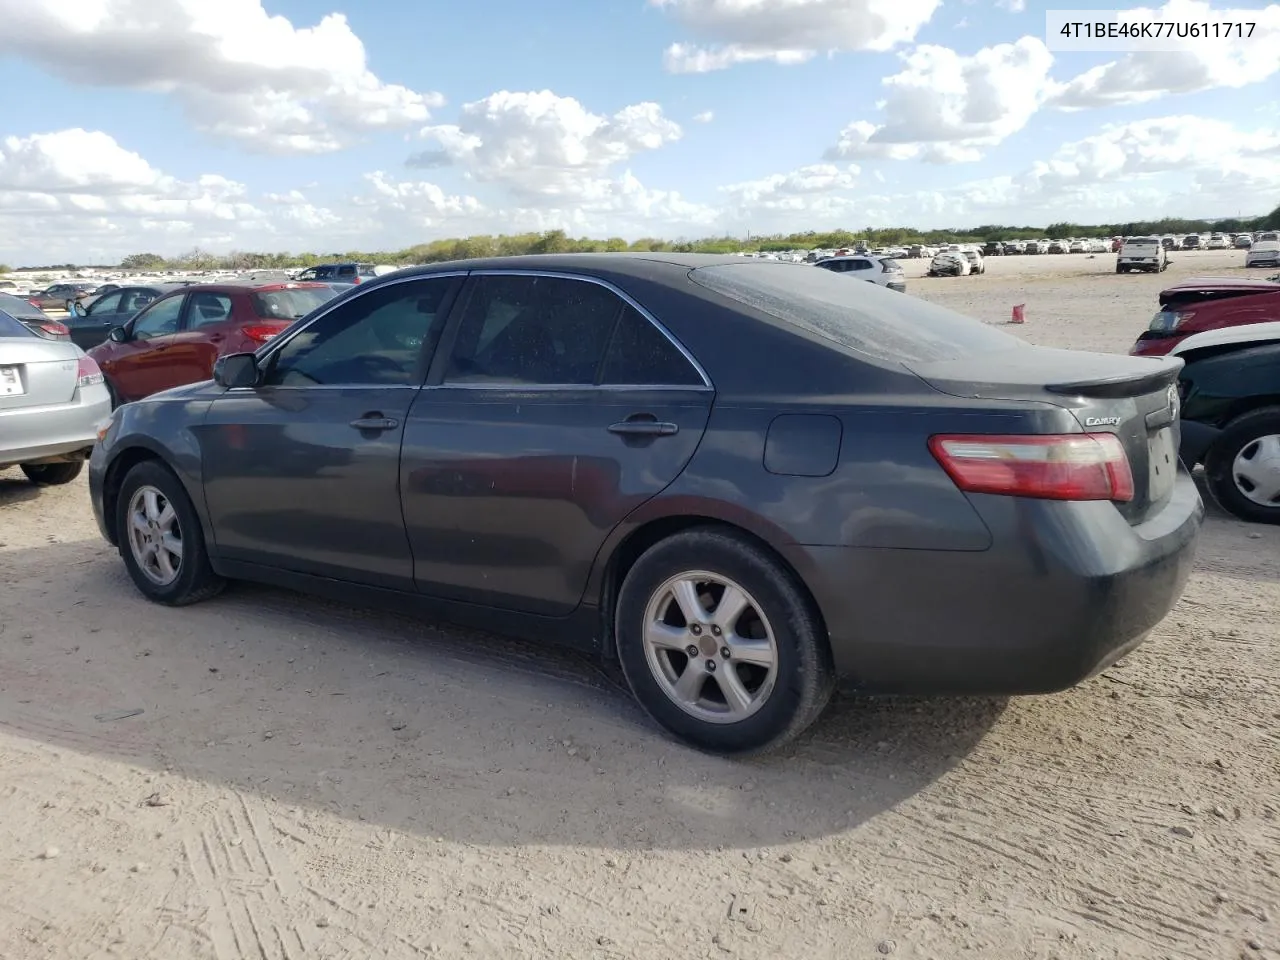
[1125,238,1158,246]
[0,310,35,338]
[252,288,334,320]
[0,292,45,319]
[690,262,1020,363]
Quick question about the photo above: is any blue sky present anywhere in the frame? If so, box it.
[0,0,1276,264]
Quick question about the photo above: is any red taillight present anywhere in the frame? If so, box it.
[242,324,285,344]
[38,321,70,337]
[929,433,1135,503]
[76,355,105,388]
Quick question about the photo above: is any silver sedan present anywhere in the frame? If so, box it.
[1,308,111,484]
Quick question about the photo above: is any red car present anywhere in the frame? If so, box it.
[1130,276,1280,357]
[88,281,335,404]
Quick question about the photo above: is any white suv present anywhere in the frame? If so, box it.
[813,255,907,292]
[1116,237,1168,273]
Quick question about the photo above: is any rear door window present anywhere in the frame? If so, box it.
[444,275,622,386]
[186,292,234,329]
[691,262,1020,364]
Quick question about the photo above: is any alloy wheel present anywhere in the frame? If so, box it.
[641,571,779,724]
[126,485,184,586]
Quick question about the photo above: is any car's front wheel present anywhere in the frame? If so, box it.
[116,460,225,604]
[1205,407,1280,525]
[615,528,834,755]
[21,461,83,485]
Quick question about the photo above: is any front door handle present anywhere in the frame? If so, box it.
[608,419,678,437]
[349,415,399,431]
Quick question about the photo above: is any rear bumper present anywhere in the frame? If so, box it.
[784,470,1203,695]
[0,386,110,468]
[887,281,907,293]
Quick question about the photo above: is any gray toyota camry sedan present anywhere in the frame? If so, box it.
[89,254,1203,754]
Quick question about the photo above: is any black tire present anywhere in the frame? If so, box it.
[1204,406,1280,525]
[115,460,225,604]
[21,461,83,485]
[1116,266,1125,273]
[614,527,835,755]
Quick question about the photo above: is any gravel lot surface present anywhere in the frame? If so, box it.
[1,250,1277,959]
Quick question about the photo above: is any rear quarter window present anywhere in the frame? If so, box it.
[690,262,1020,363]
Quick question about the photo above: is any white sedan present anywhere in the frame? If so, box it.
[1,307,111,484]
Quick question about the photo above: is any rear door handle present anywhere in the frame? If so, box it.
[349,416,399,431]
[608,420,678,437]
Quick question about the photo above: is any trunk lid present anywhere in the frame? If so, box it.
[0,336,83,411]
[907,347,1183,525]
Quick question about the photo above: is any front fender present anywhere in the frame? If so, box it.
[91,396,215,548]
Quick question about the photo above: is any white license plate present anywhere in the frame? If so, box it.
[0,365,23,396]
[1148,427,1176,502]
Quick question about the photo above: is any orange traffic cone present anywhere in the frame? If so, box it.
[1010,304,1025,324]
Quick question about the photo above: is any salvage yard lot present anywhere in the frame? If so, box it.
[1,251,1277,959]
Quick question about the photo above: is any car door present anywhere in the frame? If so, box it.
[163,290,236,387]
[102,292,189,401]
[68,290,123,350]
[199,274,463,588]
[400,271,714,616]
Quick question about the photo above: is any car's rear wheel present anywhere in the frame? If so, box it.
[615,528,834,755]
[21,461,83,485]
[1205,407,1280,525]
[116,460,225,604]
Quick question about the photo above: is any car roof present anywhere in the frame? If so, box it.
[160,280,332,294]
[1172,321,1280,355]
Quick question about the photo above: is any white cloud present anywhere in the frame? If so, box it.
[0,0,442,154]
[1054,0,1280,108]
[825,37,1059,163]
[412,90,683,203]
[651,0,940,72]
[995,0,1026,11]
[693,110,716,123]
[1025,116,1280,191]
[720,115,1279,231]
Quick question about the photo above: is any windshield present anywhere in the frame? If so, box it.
[252,288,333,320]
[690,262,1020,364]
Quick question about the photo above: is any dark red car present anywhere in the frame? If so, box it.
[87,280,335,404]
[1130,276,1280,357]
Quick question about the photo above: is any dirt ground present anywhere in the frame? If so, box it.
[1,250,1277,960]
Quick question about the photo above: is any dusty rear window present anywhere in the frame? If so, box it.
[689,262,1020,363]
[252,288,333,320]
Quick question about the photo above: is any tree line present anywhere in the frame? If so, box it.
[10,205,1278,273]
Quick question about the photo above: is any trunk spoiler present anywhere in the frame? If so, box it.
[1045,362,1180,399]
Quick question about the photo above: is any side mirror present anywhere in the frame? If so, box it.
[72,302,88,317]
[108,326,128,343]
[213,353,260,389]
